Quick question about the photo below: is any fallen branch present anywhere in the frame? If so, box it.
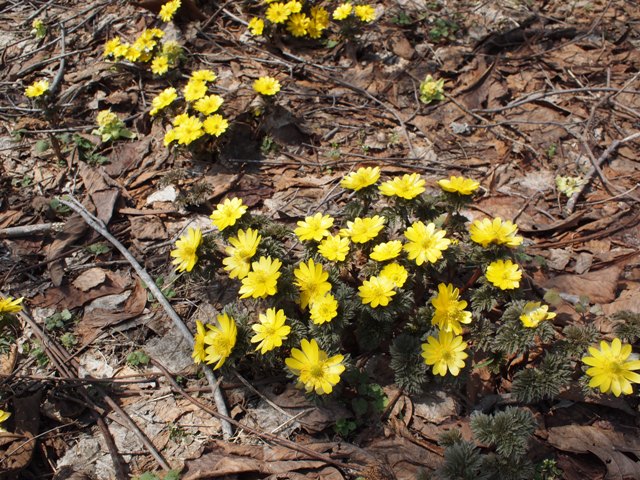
[564,132,640,215]
[57,195,234,439]
[0,223,64,239]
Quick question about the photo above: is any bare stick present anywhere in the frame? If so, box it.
[57,195,233,439]
[565,132,640,215]
[0,223,64,239]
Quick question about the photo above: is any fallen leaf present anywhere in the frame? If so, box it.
[0,391,41,475]
[46,215,88,287]
[542,266,622,304]
[548,423,640,480]
[72,267,107,292]
[603,285,640,316]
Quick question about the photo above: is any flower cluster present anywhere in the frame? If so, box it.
[247,1,377,39]
[154,69,229,147]
[419,74,445,104]
[103,28,182,76]
[169,166,632,403]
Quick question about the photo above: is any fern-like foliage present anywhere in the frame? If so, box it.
[389,334,427,394]
[511,352,572,403]
[483,453,535,480]
[470,282,499,314]
[492,302,555,355]
[438,441,491,480]
[469,316,496,352]
[613,311,640,342]
[559,324,599,358]
[470,407,536,459]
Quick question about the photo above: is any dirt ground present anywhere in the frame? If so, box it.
[1,0,640,478]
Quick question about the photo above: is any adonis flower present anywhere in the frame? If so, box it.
[318,234,350,262]
[582,338,640,397]
[248,17,265,35]
[191,69,216,83]
[192,320,207,364]
[203,114,228,137]
[340,166,380,191]
[0,409,11,432]
[485,259,522,290]
[253,76,281,96]
[469,218,523,248]
[151,55,169,75]
[354,4,376,22]
[25,79,49,98]
[170,227,202,272]
[340,216,385,244]
[379,173,426,200]
[431,283,472,335]
[239,256,282,299]
[520,302,556,328]
[159,0,181,22]
[370,240,403,262]
[438,176,480,196]
[0,297,23,314]
[421,330,468,376]
[333,3,353,20]
[419,75,445,104]
[309,293,339,325]
[294,212,334,242]
[294,259,332,309]
[285,339,345,394]
[287,13,310,37]
[359,275,396,308]
[174,115,203,145]
[150,87,177,115]
[183,79,208,103]
[223,228,261,279]
[379,263,408,288]
[403,221,451,265]
[204,313,237,369]
[251,308,290,354]
[194,95,224,115]
[210,197,248,231]
[266,2,291,24]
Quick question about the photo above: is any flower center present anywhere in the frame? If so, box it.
[309,363,325,379]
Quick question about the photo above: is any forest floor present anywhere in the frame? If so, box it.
[1,0,640,479]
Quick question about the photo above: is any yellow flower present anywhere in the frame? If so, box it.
[419,75,445,104]
[96,109,119,128]
[223,228,261,279]
[285,0,303,13]
[210,197,248,231]
[438,176,480,195]
[333,3,353,20]
[520,302,556,328]
[431,283,472,335]
[403,221,450,265]
[556,175,584,197]
[370,240,403,262]
[0,409,11,432]
[150,87,177,116]
[112,43,130,59]
[151,55,170,75]
[163,128,177,146]
[294,259,332,309]
[311,6,330,27]
[340,166,381,191]
[253,76,281,96]
[251,308,290,354]
[174,115,204,145]
[133,33,157,53]
[159,0,181,22]
[191,69,217,82]
[162,40,182,58]
[204,313,237,369]
[25,79,49,98]
[248,17,265,35]
[309,293,339,325]
[172,113,190,126]
[359,275,396,308]
[239,256,282,299]
[0,297,23,314]
[318,234,350,262]
[170,227,202,272]
[340,215,385,244]
[287,13,310,37]
[486,259,522,290]
[103,37,121,57]
[354,4,376,22]
[124,44,142,62]
[203,114,229,137]
[379,263,408,288]
[582,338,640,397]
[469,218,523,248]
[307,19,326,39]
[285,339,345,394]
[294,212,334,242]
[266,2,291,23]
[379,173,426,199]
[192,320,207,364]
[421,330,468,376]
[31,18,46,38]
[183,79,208,102]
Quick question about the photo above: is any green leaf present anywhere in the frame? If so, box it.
[35,139,50,153]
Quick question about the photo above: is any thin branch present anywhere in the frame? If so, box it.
[57,195,234,439]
